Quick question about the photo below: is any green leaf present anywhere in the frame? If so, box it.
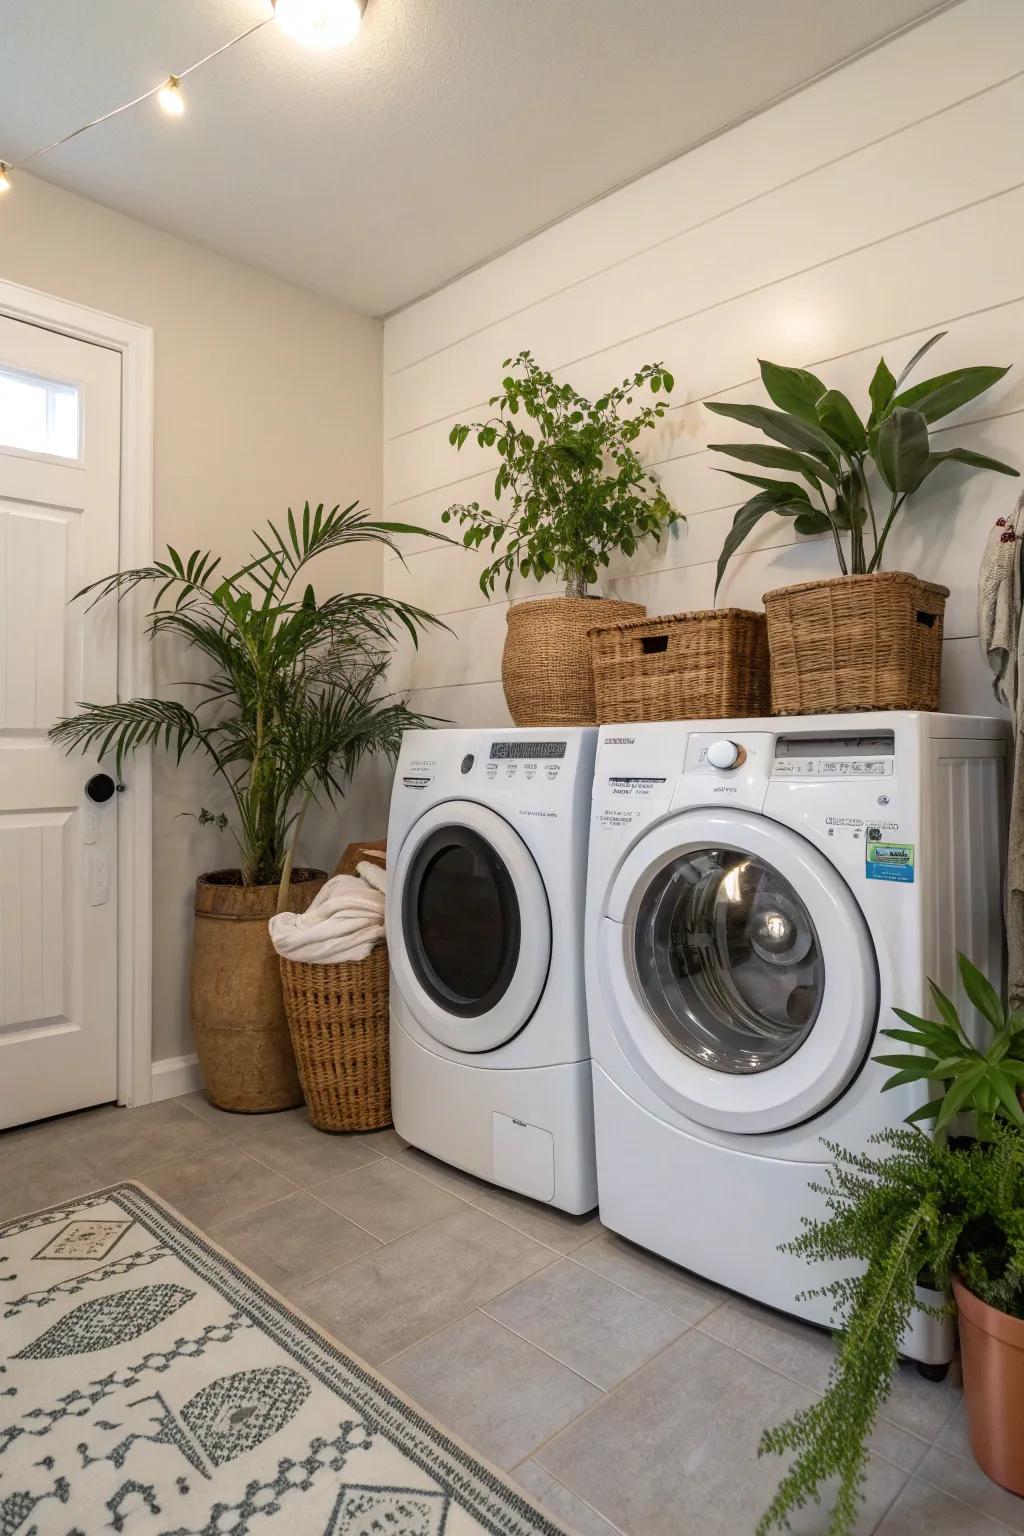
[868,357,897,425]
[793,510,833,536]
[873,1053,941,1073]
[892,365,1009,424]
[758,359,826,423]
[707,441,837,489]
[704,401,841,465]
[958,953,1004,1031]
[816,390,868,454]
[873,407,930,492]
[989,1070,1024,1127]
[925,982,962,1036]
[904,1095,946,1125]
[716,471,811,503]
[920,447,1019,482]
[892,331,947,393]
[933,1062,988,1131]
[714,493,780,596]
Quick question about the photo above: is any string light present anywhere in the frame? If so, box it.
[157,76,185,117]
[0,1,370,196]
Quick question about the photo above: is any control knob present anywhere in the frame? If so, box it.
[707,739,742,771]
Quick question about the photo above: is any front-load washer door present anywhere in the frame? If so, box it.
[599,808,878,1133]
[391,800,552,1052]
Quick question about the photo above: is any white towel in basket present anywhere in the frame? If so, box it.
[269,867,385,964]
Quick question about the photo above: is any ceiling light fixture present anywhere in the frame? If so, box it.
[157,76,185,117]
[272,0,366,49]
[0,0,371,199]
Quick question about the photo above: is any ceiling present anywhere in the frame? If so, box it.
[2,0,949,317]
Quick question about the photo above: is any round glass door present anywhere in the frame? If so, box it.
[633,848,824,1074]
[403,825,521,1018]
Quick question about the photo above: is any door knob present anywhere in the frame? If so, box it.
[85,772,121,803]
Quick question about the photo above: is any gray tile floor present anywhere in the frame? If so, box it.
[3,1099,1021,1536]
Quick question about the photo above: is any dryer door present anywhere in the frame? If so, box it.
[599,808,878,1133]
[390,800,552,1052]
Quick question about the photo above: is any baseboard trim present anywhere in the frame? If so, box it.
[150,1053,202,1102]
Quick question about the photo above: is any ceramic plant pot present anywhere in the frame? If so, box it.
[502,594,645,727]
[953,1274,1024,1496]
[191,867,326,1113]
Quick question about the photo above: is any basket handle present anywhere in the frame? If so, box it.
[640,634,669,654]
[915,610,936,628]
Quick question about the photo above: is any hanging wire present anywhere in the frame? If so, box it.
[3,10,276,174]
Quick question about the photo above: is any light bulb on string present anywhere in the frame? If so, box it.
[157,76,185,116]
[0,164,12,194]
[272,0,365,49]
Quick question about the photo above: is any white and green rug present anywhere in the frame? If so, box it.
[0,1184,568,1535]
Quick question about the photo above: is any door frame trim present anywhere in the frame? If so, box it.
[0,278,155,1109]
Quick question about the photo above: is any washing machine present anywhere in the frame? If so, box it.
[586,712,1008,1362]
[387,726,598,1213]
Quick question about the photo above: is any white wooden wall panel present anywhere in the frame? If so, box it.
[384,0,1024,732]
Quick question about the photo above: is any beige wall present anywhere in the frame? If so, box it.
[0,173,385,1066]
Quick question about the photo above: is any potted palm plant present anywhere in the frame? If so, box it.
[51,502,441,1113]
[706,337,1017,713]
[443,350,679,725]
[758,955,1024,1536]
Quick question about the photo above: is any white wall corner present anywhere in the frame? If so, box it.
[150,1053,203,1102]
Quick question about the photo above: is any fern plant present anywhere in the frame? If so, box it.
[759,957,1024,1536]
[50,502,443,910]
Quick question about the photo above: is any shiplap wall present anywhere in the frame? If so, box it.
[383,0,1023,729]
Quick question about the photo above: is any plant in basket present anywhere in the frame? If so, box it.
[50,501,442,1112]
[442,350,681,726]
[757,955,1024,1536]
[705,336,1018,712]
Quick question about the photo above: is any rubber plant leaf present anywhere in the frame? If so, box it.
[816,390,868,454]
[757,359,827,423]
[873,407,930,493]
[704,402,841,465]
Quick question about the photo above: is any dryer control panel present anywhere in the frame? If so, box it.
[771,732,895,780]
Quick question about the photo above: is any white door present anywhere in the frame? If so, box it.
[0,315,121,1128]
[599,807,879,1133]
[389,801,551,1052]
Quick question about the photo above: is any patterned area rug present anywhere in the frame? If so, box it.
[0,1183,568,1535]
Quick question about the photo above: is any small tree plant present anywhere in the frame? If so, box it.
[442,350,680,597]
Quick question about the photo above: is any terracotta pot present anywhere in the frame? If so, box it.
[191,868,326,1113]
[502,594,645,727]
[953,1274,1024,1495]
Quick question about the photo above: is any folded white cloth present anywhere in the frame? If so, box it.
[357,859,387,895]
[269,868,386,964]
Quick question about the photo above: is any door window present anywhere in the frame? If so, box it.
[632,847,823,1074]
[0,366,80,458]
[403,826,521,1017]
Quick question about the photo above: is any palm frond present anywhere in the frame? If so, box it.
[50,698,213,777]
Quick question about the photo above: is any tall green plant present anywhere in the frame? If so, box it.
[50,502,443,910]
[706,336,1018,594]
[758,955,1024,1536]
[442,350,679,597]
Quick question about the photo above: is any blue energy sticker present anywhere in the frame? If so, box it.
[866,841,915,883]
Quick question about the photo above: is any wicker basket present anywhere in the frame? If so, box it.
[280,942,391,1133]
[587,608,770,724]
[763,572,949,715]
[502,595,645,726]
[333,839,386,878]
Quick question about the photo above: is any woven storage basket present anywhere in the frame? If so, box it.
[763,572,949,714]
[280,942,391,1133]
[333,839,386,878]
[588,608,770,724]
[502,595,645,726]
[191,868,326,1114]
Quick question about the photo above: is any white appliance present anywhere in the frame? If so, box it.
[586,712,1008,1363]
[387,727,598,1213]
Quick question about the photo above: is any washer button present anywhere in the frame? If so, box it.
[460,753,474,775]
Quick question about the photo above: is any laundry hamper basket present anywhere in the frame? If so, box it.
[588,608,770,723]
[280,941,391,1132]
